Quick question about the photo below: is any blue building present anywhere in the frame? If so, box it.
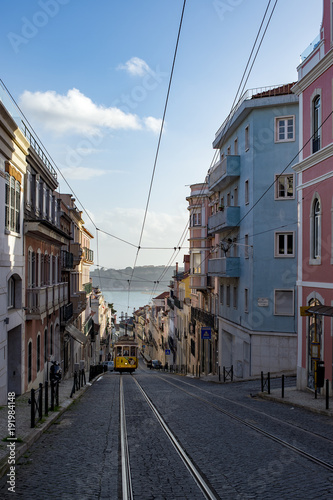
[207,84,299,378]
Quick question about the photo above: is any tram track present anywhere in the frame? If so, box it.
[161,375,333,445]
[119,373,219,500]
[151,374,333,473]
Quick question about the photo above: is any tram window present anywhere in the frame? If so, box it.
[130,346,136,356]
[117,346,122,356]
[123,348,129,356]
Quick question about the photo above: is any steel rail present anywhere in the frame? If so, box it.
[166,376,333,445]
[120,375,133,500]
[132,377,219,500]
[157,376,333,473]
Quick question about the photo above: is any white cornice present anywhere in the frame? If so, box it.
[293,48,333,95]
[293,143,333,172]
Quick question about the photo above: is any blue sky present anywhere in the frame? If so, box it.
[1,0,323,270]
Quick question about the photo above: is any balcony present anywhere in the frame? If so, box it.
[26,283,68,319]
[60,302,73,325]
[190,275,207,290]
[71,291,87,314]
[191,307,216,329]
[82,247,94,263]
[208,206,240,234]
[208,155,240,192]
[71,242,82,265]
[208,257,240,277]
[61,250,73,270]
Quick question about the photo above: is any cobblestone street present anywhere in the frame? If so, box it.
[0,366,332,499]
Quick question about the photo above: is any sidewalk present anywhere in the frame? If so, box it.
[199,372,333,417]
[0,372,92,479]
[258,386,333,417]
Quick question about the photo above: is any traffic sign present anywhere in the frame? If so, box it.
[201,327,211,340]
[165,349,171,355]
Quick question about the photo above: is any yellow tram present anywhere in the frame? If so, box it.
[113,334,139,373]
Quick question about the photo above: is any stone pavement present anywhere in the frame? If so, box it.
[0,371,92,479]
[0,369,331,480]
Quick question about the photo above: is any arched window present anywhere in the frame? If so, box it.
[37,334,41,372]
[313,95,321,153]
[50,324,53,356]
[28,341,32,383]
[313,198,321,259]
[44,328,48,362]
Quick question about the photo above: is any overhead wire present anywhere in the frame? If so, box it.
[126,0,187,309]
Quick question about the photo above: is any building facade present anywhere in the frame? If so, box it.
[207,84,300,378]
[0,98,29,403]
[292,0,333,392]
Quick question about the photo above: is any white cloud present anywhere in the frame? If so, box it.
[143,116,163,134]
[117,57,152,77]
[19,88,144,136]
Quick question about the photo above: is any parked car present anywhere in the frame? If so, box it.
[103,361,114,372]
[152,359,162,369]
[147,360,152,369]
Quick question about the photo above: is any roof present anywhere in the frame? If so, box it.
[153,291,169,300]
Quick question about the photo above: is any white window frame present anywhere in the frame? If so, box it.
[5,173,21,234]
[275,115,295,143]
[274,289,294,316]
[192,212,202,226]
[275,174,294,200]
[275,232,295,257]
[244,234,249,259]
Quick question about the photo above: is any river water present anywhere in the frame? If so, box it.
[101,290,156,316]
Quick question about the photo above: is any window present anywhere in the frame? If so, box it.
[227,192,231,207]
[37,334,41,372]
[244,234,249,258]
[275,174,294,199]
[227,146,231,155]
[275,116,295,142]
[50,324,53,356]
[245,125,249,151]
[312,198,321,260]
[234,138,238,155]
[28,341,32,383]
[192,212,201,226]
[233,286,238,309]
[226,285,230,307]
[245,180,249,205]
[5,173,21,233]
[313,95,321,153]
[219,284,224,305]
[8,277,15,308]
[234,187,238,206]
[274,290,294,315]
[244,288,249,313]
[275,232,294,257]
[44,328,48,362]
[193,253,201,274]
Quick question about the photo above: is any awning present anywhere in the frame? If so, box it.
[65,324,89,345]
[307,305,333,317]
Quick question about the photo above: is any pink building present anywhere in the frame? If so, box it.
[293,0,333,392]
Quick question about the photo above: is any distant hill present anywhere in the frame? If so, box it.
[90,266,183,292]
